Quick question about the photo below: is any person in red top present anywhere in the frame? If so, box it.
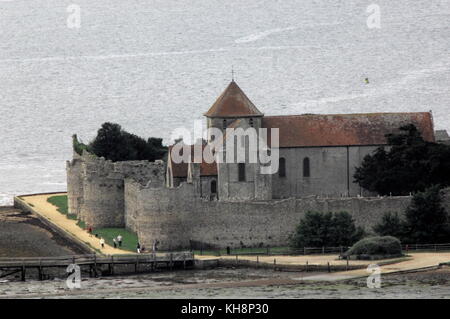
[88,225,93,237]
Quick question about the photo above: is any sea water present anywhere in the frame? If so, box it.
[1,0,449,205]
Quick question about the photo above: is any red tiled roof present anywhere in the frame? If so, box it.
[169,144,217,178]
[204,81,263,118]
[262,112,435,148]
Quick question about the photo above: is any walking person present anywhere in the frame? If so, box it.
[117,234,123,247]
[88,225,93,237]
[100,237,105,249]
[137,242,141,254]
[113,238,117,248]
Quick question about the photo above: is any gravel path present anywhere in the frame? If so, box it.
[20,194,131,255]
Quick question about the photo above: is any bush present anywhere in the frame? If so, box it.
[72,134,90,156]
[345,236,402,257]
[291,211,365,248]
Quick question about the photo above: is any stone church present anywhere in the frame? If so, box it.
[166,80,436,201]
[67,80,444,249]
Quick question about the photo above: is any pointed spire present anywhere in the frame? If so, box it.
[204,81,263,118]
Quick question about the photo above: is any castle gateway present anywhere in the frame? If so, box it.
[67,81,438,250]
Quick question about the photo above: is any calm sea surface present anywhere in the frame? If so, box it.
[1,0,449,204]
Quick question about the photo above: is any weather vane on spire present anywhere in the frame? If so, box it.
[231,65,235,82]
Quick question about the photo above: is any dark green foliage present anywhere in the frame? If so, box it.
[345,236,402,256]
[373,212,406,240]
[88,122,167,162]
[403,185,450,244]
[72,134,90,156]
[374,186,450,244]
[354,124,450,195]
[291,211,365,248]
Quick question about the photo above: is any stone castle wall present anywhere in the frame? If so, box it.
[68,151,450,251]
[66,151,84,218]
[66,151,165,229]
[129,179,416,250]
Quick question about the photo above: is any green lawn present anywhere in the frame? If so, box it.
[92,228,139,252]
[47,195,77,219]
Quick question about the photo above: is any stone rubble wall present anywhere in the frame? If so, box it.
[132,183,450,251]
[68,150,450,250]
[66,151,165,229]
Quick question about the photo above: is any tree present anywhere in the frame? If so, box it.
[403,185,450,244]
[354,124,450,195]
[330,211,365,246]
[373,212,405,241]
[87,122,167,162]
[291,211,364,248]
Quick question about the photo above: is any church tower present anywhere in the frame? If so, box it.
[203,81,272,201]
[204,80,264,139]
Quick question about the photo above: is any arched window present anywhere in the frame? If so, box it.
[279,157,286,177]
[303,157,310,177]
[238,163,246,181]
[211,180,217,194]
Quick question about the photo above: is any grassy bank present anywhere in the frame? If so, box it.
[47,195,138,252]
[92,228,138,252]
[47,195,77,220]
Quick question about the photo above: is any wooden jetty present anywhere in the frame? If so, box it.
[0,252,195,281]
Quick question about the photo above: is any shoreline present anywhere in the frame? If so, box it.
[0,206,82,258]
[1,266,449,299]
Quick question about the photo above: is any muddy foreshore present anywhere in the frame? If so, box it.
[0,267,450,299]
[0,207,83,258]
[1,207,449,299]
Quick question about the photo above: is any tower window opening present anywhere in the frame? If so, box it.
[279,157,286,177]
[303,157,310,177]
[238,163,246,181]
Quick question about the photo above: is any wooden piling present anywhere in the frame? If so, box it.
[111,256,114,275]
[21,260,25,282]
[38,258,42,281]
[135,255,139,273]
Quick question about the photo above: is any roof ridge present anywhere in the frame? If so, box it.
[263,111,432,118]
